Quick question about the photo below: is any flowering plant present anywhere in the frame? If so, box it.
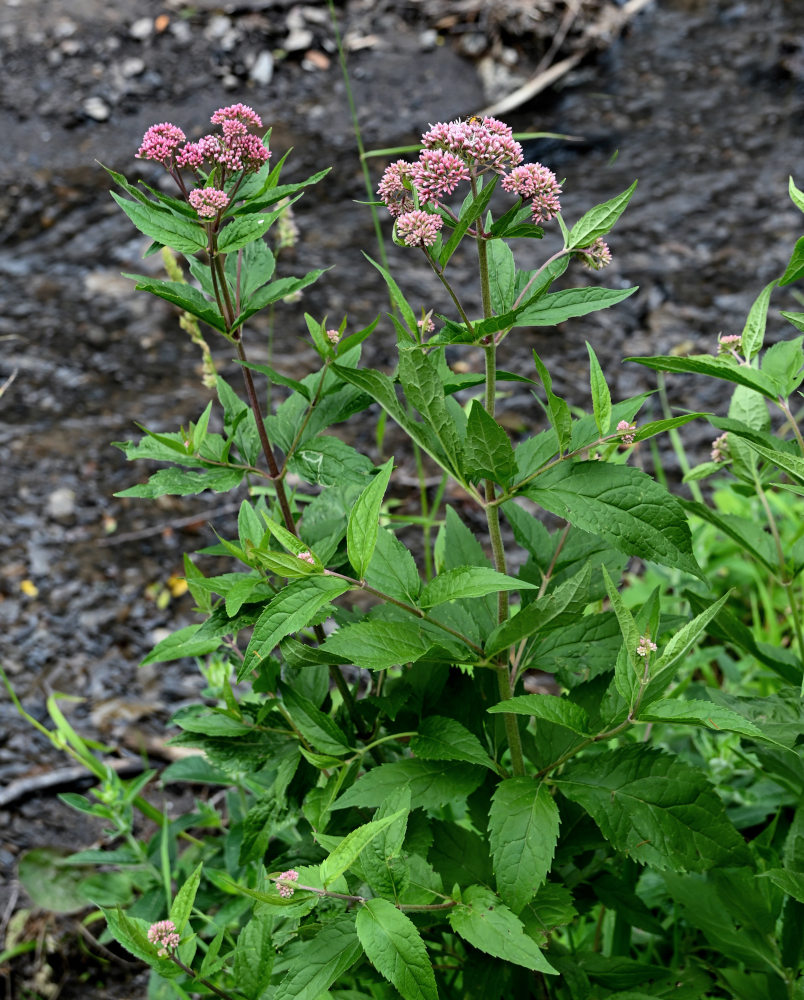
[9,107,804,999]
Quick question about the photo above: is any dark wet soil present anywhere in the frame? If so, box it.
[2,0,804,995]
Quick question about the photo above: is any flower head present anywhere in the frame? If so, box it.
[421,116,523,173]
[378,160,415,218]
[502,162,562,222]
[410,148,470,203]
[637,635,657,658]
[211,103,263,129]
[136,122,186,166]
[277,869,299,898]
[580,237,613,271]
[297,549,316,564]
[717,333,743,356]
[188,187,230,218]
[326,328,340,346]
[617,420,637,446]
[396,209,443,248]
[710,433,729,463]
[147,920,181,957]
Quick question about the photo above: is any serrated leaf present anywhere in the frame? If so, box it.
[449,884,557,973]
[140,624,222,666]
[525,461,702,578]
[333,760,484,812]
[567,181,637,249]
[103,908,175,973]
[347,458,394,578]
[239,577,350,680]
[487,239,516,313]
[464,399,517,484]
[281,684,352,756]
[115,466,243,498]
[112,193,207,254]
[356,898,438,1000]
[741,279,778,360]
[587,342,612,435]
[418,565,536,609]
[274,916,363,1000]
[320,811,406,886]
[516,285,637,327]
[555,745,753,870]
[366,526,422,604]
[233,911,274,996]
[169,863,202,933]
[488,695,591,735]
[780,235,804,286]
[398,348,463,475]
[411,716,497,770]
[626,353,782,400]
[743,437,804,484]
[217,206,286,253]
[640,698,790,749]
[489,778,560,913]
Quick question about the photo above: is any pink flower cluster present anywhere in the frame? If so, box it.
[188,187,229,219]
[710,433,729,463]
[717,333,743,357]
[617,420,637,447]
[147,920,180,957]
[502,162,562,223]
[136,104,271,218]
[377,116,564,246]
[637,635,657,658]
[396,209,443,248]
[278,869,299,898]
[297,549,316,564]
[580,238,613,271]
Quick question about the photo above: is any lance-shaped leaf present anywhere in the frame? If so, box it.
[626,353,782,401]
[356,898,438,1000]
[555,745,753,870]
[740,279,778,360]
[273,916,363,1000]
[233,912,274,997]
[322,619,457,671]
[566,180,637,249]
[347,458,394,578]
[112,193,207,253]
[464,399,517,485]
[639,698,791,750]
[398,348,463,476]
[365,254,419,339]
[320,810,406,886]
[532,351,572,452]
[516,286,637,328]
[280,684,352,756]
[587,342,612,435]
[487,239,516,313]
[742,438,804,485]
[333,760,484,812]
[169,863,202,934]
[439,178,497,268]
[488,695,591,736]
[231,268,328,330]
[418,566,537,609]
[122,274,227,332]
[489,778,560,913]
[525,461,702,578]
[780,235,804,286]
[449,885,557,973]
[217,201,296,253]
[238,577,350,681]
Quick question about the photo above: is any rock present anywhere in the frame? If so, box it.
[250,50,274,84]
[82,96,110,121]
[120,56,145,78]
[46,487,76,521]
[129,17,153,41]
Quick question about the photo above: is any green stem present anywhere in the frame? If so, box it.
[169,954,240,1000]
[656,371,703,503]
[777,396,804,457]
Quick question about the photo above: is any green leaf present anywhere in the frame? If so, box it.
[439,178,497,268]
[419,566,536,609]
[761,336,804,397]
[322,619,467,670]
[239,577,350,681]
[366,526,422,604]
[347,458,394,578]
[449,885,557,973]
[640,698,790,749]
[626,353,782,401]
[761,867,804,905]
[103,908,175,973]
[489,779,560,913]
[17,848,91,914]
[532,350,572,452]
[365,254,418,338]
[333,760,484,812]
[169,863,202,933]
[141,624,222,666]
[488,695,591,735]
[780,235,804,286]
[741,279,778,360]
[236,359,311,399]
[487,239,516,313]
[567,181,637,249]
[115,466,243,498]
[217,205,288,253]
[525,461,702,578]
[231,269,328,330]
[281,684,352,756]
[111,193,207,253]
[587,342,612,435]
[356,898,438,1000]
[233,911,274,997]
[274,916,363,1000]
[320,811,406,886]
[398,347,464,475]
[555,745,753,870]
[122,273,226,332]
[411,716,497,770]
[516,285,638,327]
[743,437,804,484]
[464,399,517,485]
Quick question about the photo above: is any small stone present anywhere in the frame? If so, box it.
[285,27,313,52]
[419,29,439,51]
[302,50,330,71]
[205,15,232,40]
[249,50,274,84]
[121,57,145,78]
[130,17,153,41]
[47,488,76,521]
[83,97,110,121]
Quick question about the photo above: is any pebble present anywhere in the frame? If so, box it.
[83,96,110,121]
[249,50,274,85]
[46,487,76,521]
[120,57,145,78]
[129,17,153,41]
[285,27,314,53]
